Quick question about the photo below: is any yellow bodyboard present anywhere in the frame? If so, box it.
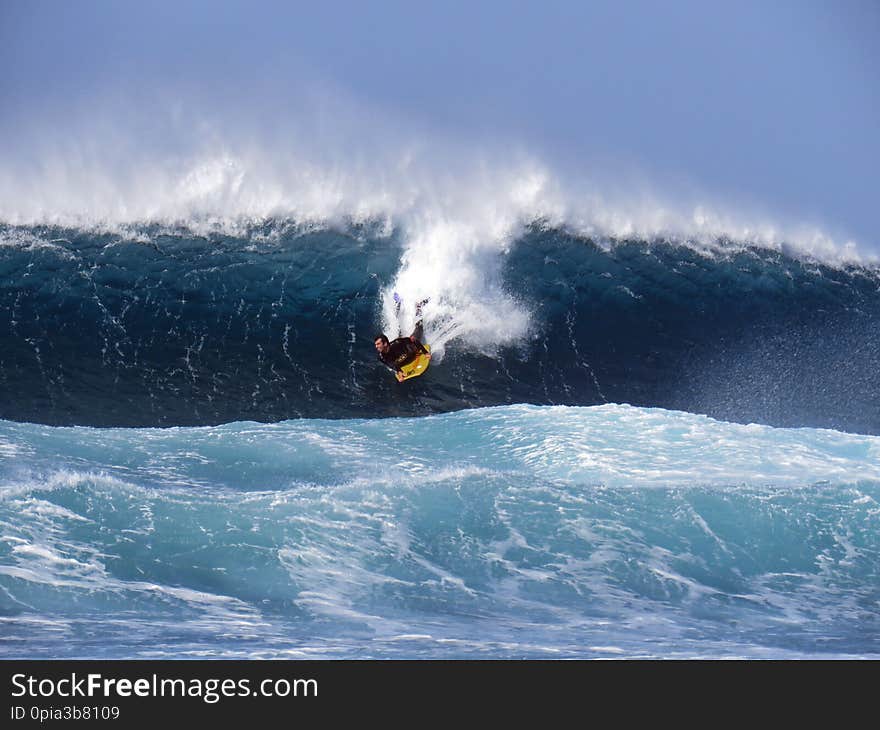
[398,345,431,381]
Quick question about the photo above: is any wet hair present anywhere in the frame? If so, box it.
[375,334,389,345]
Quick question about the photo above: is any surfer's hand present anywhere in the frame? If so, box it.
[396,372,404,382]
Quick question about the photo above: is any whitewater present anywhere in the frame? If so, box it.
[1,136,879,658]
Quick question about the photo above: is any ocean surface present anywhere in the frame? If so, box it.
[2,219,879,659]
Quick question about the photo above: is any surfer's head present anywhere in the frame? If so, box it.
[374,334,390,354]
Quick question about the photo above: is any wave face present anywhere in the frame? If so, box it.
[2,404,879,659]
[2,222,878,433]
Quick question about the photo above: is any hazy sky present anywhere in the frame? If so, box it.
[1,0,877,245]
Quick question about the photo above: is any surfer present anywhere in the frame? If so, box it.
[375,296,430,382]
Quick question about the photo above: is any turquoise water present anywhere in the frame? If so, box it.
[2,404,878,658]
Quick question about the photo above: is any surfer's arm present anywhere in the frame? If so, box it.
[382,353,406,381]
[378,354,402,373]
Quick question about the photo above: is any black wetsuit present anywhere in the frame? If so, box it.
[378,322,427,372]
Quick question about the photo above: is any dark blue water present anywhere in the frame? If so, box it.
[2,222,877,432]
